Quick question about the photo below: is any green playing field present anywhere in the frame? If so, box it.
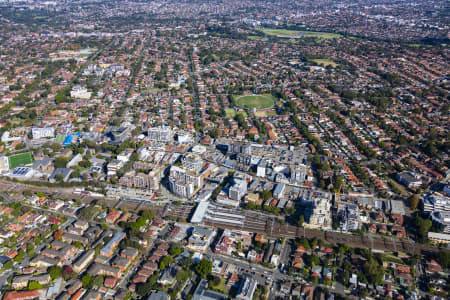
[235,94,275,109]
[8,152,34,169]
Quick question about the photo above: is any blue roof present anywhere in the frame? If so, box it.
[46,277,63,297]
[101,231,126,255]
[274,183,285,195]
[63,135,73,145]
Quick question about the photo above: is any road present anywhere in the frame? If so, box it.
[203,247,347,299]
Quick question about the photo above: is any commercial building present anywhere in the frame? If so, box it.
[273,183,285,199]
[8,167,36,180]
[107,127,130,144]
[119,170,161,190]
[169,153,214,198]
[430,211,450,234]
[107,159,125,176]
[305,192,332,230]
[290,164,309,184]
[148,126,173,143]
[236,277,258,300]
[256,160,267,177]
[192,279,227,300]
[396,171,422,188]
[0,156,9,174]
[147,291,170,300]
[423,193,450,213]
[340,204,360,232]
[32,127,54,139]
[70,86,91,99]
[187,227,215,251]
[229,179,247,201]
[49,168,73,182]
[428,232,450,244]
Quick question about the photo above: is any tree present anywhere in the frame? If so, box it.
[136,281,152,297]
[260,190,272,201]
[436,252,450,269]
[298,237,310,250]
[160,255,174,271]
[208,128,220,139]
[92,275,104,287]
[236,241,242,249]
[181,257,194,270]
[297,215,305,227]
[169,243,183,256]
[70,169,81,179]
[141,210,154,221]
[414,214,432,242]
[235,113,248,129]
[310,238,320,250]
[50,143,62,152]
[305,254,320,267]
[62,266,74,280]
[54,157,68,168]
[81,273,92,288]
[48,266,62,280]
[409,194,419,210]
[28,281,42,290]
[362,256,384,285]
[2,260,13,270]
[23,190,32,197]
[176,269,191,282]
[55,174,64,182]
[14,249,25,262]
[26,243,35,258]
[211,275,221,286]
[195,259,212,278]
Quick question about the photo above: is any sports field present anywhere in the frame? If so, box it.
[259,28,342,40]
[225,108,236,117]
[9,152,33,169]
[235,94,275,109]
[247,35,262,40]
[55,135,65,143]
[311,59,338,67]
[254,110,277,117]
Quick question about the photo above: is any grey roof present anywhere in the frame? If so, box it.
[46,277,63,298]
[0,255,11,264]
[191,202,209,223]
[49,168,73,180]
[32,158,53,169]
[147,291,169,300]
[100,231,126,255]
[390,200,406,215]
[192,279,227,300]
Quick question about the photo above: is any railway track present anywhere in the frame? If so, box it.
[205,215,447,255]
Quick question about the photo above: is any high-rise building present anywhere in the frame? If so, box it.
[148,126,173,143]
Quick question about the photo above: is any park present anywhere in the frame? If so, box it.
[235,94,275,109]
